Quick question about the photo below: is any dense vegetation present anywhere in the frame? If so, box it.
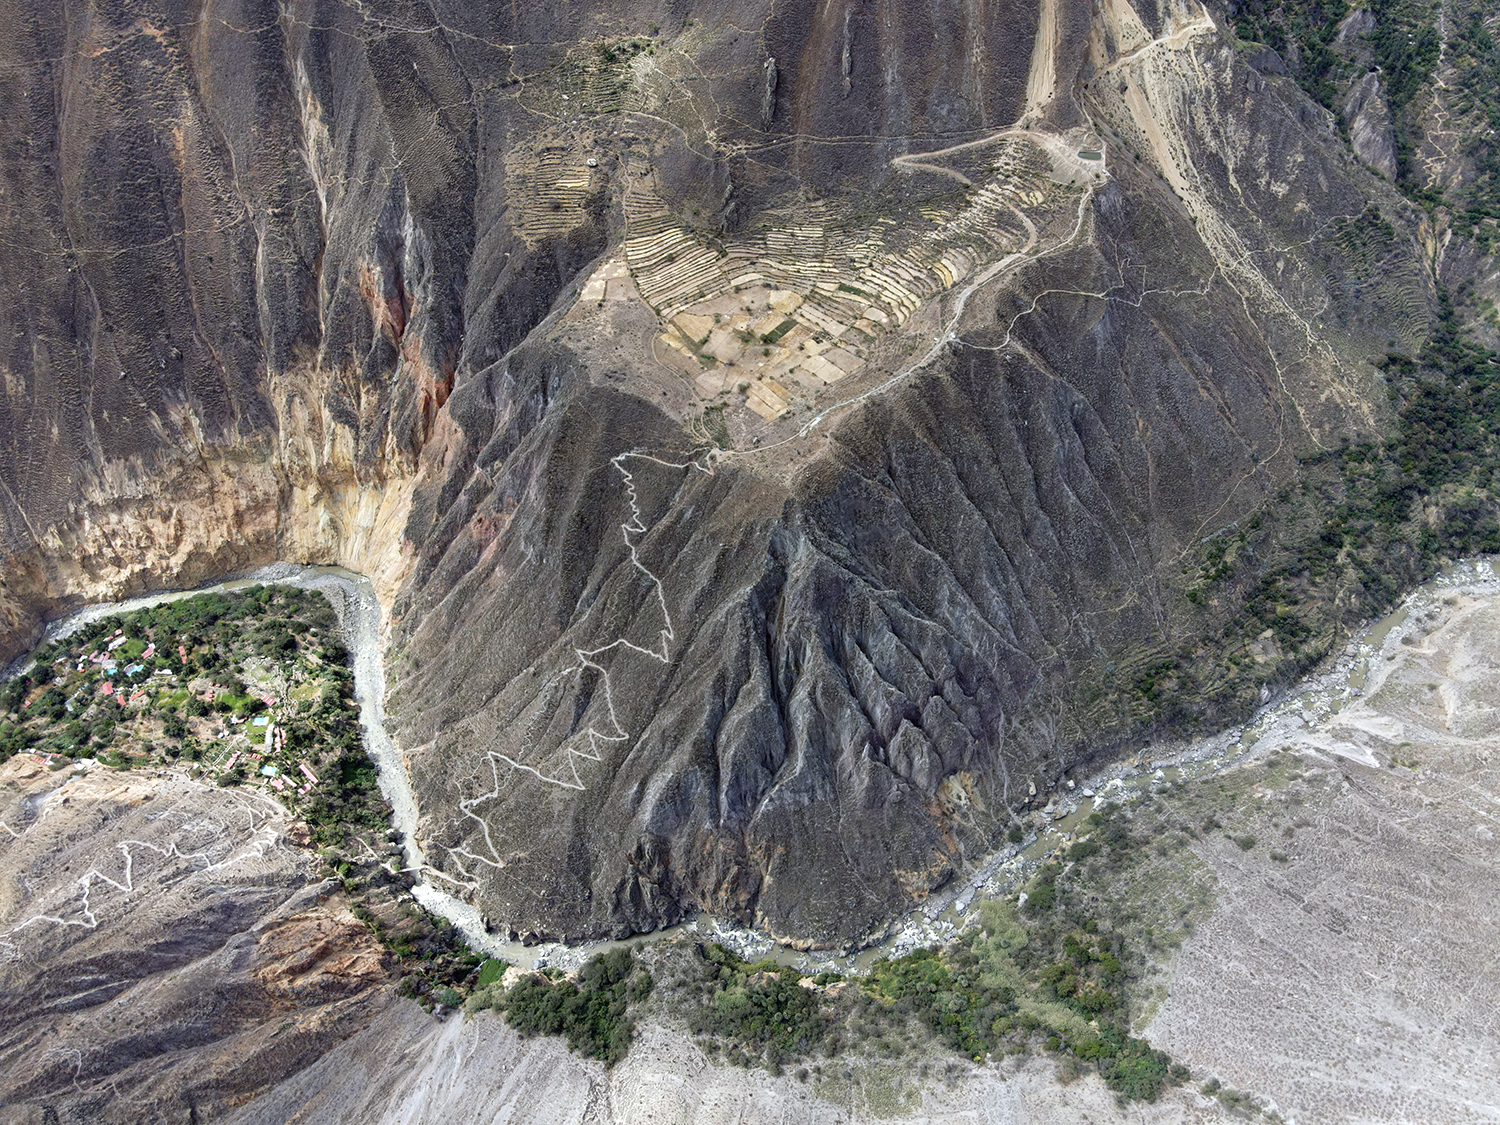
[853,810,1190,1101]
[465,948,654,1065]
[1174,5,1500,733]
[586,802,1212,1100]
[1232,0,1500,223]
[0,586,392,857]
[1232,0,1350,111]
[0,603,1254,1102]
[1447,9,1500,252]
[1111,279,1500,739]
[438,801,1205,1102]
[1231,0,1441,189]
[0,584,486,1009]
[0,585,355,792]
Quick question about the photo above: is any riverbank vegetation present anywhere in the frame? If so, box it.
[0,585,483,1009]
[631,803,1193,1101]
[0,586,357,802]
[1108,277,1500,749]
[1,590,1247,1103]
[453,801,1201,1106]
[464,947,654,1065]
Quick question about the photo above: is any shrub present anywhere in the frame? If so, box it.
[495,949,647,1066]
[690,946,827,1057]
[1067,839,1102,861]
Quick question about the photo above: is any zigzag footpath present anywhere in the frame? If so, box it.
[0,785,284,960]
[0,564,516,960]
[485,452,711,794]
[5,529,1498,1009]
[0,557,713,968]
[444,451,713,900]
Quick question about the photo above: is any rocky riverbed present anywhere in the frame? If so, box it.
[3,561,1499,1123]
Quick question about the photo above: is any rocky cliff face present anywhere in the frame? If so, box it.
[0,0,1468,945]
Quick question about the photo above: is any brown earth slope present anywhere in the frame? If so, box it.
[0,758,397,1122]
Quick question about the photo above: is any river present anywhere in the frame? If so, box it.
[4,564,527,960]
[12,556,1500,977]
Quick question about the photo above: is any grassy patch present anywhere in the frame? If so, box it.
[476,958,509,988]
[760,318,799,345]
[642,804,1202,1100]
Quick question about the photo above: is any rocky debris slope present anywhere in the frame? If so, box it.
[0,758,397,1123]
[5,563,1500,1121]
[1143,570,1500,1123]
[0,0,1477,947]
[385,16,1425,942]
[226,1008,1252,1125]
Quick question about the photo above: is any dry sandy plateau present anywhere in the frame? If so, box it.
[1139,562,1500,1124]
[222,1012,1252,1125]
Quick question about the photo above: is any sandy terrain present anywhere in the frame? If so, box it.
[225,1005,1251,1125]
[1142,564,1500,1123]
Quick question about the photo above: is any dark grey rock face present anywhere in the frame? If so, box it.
[385,135,1416,944]
[0,0,1440,944]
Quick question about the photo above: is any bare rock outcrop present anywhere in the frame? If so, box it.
[1343,71,1399,181]
[0,0,1441,946]
[1331,10,1400,181]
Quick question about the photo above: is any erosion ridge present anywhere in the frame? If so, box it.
[0,0,1483,948]
[4,559,1497,1122]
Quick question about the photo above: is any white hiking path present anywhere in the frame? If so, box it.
[1077,4,1395,541]
[446,452,713,881]
[889,123,1094,185]
[1090,4,1369,450]
[956,258,1220,354]
[0,566,519,961]
[438,127,1093,873]
[0,784,284,960]
[1099,6,1216,72]
[949,258,1223,627]
[0,566,503,956]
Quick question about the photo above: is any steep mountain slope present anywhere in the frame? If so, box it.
[0,757,399,1122]
[0,0,1489,947]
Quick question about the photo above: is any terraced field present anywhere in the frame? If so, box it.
[622,132,1093,419]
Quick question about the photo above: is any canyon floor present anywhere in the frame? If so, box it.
[3,562,1498,1123]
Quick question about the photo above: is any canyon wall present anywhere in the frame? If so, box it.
[0,0,1444,943]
